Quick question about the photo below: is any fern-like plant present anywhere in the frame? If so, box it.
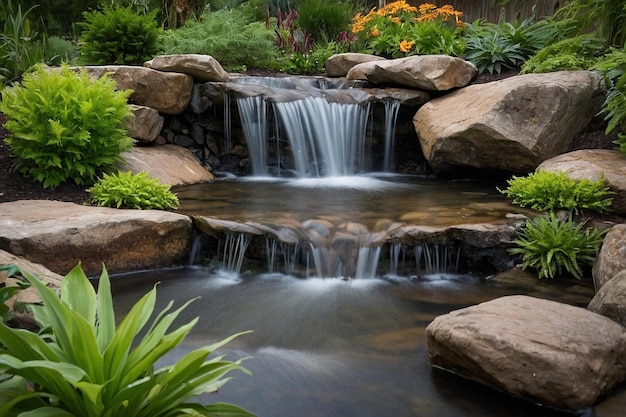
[0,64,134,188]
[499,170,613,214]
[78,5,161,65]
[593,48,626,154]
[0,263,254,416]
[88,171,179,210]
[509,214,605,279]
[520,34,607,74]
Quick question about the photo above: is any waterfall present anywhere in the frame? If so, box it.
[223,92,232,154]
[388,242,461,277]
[221,233,251,273]
[383,99,400,172]
[274,97,371,177]
[237,96,268,176]
[355,246,382,279]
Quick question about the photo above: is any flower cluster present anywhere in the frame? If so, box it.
[350,2,465,58]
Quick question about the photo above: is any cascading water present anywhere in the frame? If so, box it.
[236,96,268,176]
[382,99,401,172]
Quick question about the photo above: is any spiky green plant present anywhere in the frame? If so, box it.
[509,214,605,279]
[0,263,254,417]
[88,171,179,210]
[594,48,626,154]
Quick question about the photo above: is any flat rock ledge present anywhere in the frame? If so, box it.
[0,200,193,276]
[426,295,626,411]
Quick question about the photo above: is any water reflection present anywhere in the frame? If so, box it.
[111,268,587,417]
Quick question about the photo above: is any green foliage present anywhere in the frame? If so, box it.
[78,5,162,65]
[593,48,626,154]
[463,20,528,74]
[0,64,134,188]
[296,0,354,43]
[553,0,626,48]
[88,171,180,210]
[509,214,605,279]
[520,34,607,74]
[0,263,254,416]
[0,1,46,85]
[159,9,277,70]
[0,264,29,324]
[499,170,613,214]
[46,36,79,66]
[271,41,340,74]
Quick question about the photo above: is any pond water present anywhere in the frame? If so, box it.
[111,267,590,417]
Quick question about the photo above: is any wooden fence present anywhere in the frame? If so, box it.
[405,0,567,23]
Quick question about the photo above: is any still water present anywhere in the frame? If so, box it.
[111,267,588,417]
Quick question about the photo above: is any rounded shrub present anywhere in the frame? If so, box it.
[78,5,161,65]
[296,0,354,43]
[0,64,134,188]
[88,171,179,210]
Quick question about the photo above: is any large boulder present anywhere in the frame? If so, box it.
[538,149,626,215]
[346,55,477,91]
[594,224,626,290]
[588,269,626,327]
[426,295,626,411]
[325,53,386,77]
[144,54,229,82]
[83,65,194,114]
[414,71,606,174]
[0,200,193,276]
[117,144,214,185]
[126,104,164,143]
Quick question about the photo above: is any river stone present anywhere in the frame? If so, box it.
[538,149,626,215]
[116,144,214,186]
[0,200,193,276]
[144,54,229,82]
[414,70,605,174]
[126,104,164,143]
[426,295,626,411]
[588,270,626,327]
[346,55,477,91]
[594,224,626,290]
[325,53,386,77]
[83,65,194,114]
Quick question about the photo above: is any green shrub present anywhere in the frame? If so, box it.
[463,20,526,74]
[509,214,605,279]
[0,263,254,416]
[520,34,607,74]
[78,5,161,65]
[594,48,626,154]
[46,36,79,66]
[160,9,276,71]
[499,170,613,214]
[297,0,354,43]
[88,171,179,210]
[0,64,134,188]
[271,41,341,74]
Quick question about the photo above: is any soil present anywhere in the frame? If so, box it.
[0,69,617,205]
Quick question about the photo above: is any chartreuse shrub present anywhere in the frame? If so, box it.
[520,34,607,74]
[0,263,254,417]
[0,64,134,188]
[509,214,605,279]
[88,171,179,210]
[78,5,161,65]
[499,170,613,214]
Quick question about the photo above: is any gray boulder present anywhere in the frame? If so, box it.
[0,200,193,276]
[594,224,626,290]
[144,54,229,82]
[538,149,626,215]
[414,70,606,174]
[346,55,477,91]
[588,269,626,327]
[426,295,626,411]
[126,104,164,143]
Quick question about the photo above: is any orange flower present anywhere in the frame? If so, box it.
[399,39,415,53]
[370,27,380,37]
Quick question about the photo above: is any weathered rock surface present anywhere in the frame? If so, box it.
[594,224,626,290]
[83,65,194,114]
[0,201,193,276]
[325,53,386,77]
[588,269,626,327]
[126,104,164,143]
[538,149,626,215]
[144,54,229,82]
[117,144,214,185]
[426,295,626,411]
[346,55,477,91]
[414,70,606,174]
